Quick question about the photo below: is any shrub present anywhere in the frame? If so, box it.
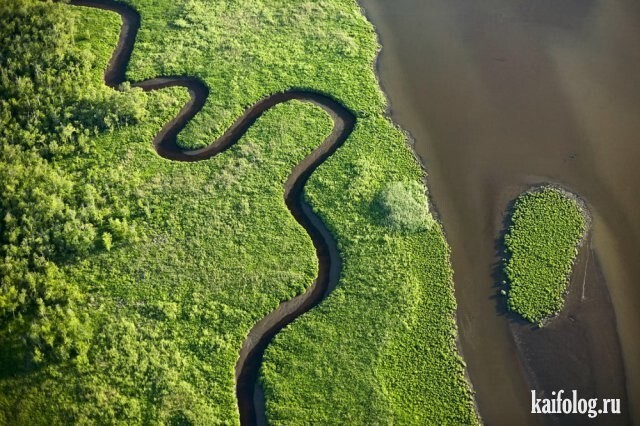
[375,181,433,232]
[0,0,148,364]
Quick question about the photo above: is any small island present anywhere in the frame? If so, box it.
[503,186,589,326]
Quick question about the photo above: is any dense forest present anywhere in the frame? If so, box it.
[0,1,190,421]
[0,0,149,366]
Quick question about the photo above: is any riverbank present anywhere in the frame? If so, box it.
[501,185,589,325]
[357,0,635,423]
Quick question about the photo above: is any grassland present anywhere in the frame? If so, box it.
[503,187,588,325]
[0,0,478,423]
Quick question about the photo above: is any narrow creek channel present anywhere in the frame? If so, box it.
[358,0,640,424]
[68,1,353,424]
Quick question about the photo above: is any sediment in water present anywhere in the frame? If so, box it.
[355,1,633,424]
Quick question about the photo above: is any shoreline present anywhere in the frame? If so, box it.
[493,180,630,425]
[356,1,483,422]
[499,183,592,326]
[353,1,630,423]
[508,240,631,425]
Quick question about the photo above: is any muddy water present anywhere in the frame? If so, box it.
[358,0,640,424]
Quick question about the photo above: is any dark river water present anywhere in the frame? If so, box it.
[357,0,640,424]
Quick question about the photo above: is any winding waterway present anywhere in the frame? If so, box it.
[358,0,639,424]
[69,1,353,424]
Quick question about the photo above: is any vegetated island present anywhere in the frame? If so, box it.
[502,186,589,326]
[0,0,478,424]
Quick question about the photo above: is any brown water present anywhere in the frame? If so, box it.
[358,0,640,424]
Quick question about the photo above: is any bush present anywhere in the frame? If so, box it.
[0,0,149,364]
[375,181,433,232]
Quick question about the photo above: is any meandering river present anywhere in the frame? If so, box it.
[69,2,353,424]
[358,0,640,424]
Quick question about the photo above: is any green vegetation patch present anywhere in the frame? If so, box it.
[263,118,477,424]
[504,187,588,325]
[375,181,435,232]
[0,0,478,423]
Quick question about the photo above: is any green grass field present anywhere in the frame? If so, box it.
[0,0,478,423]
[503,187,588,325]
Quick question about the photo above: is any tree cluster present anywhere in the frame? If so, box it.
[0,0,147,364]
